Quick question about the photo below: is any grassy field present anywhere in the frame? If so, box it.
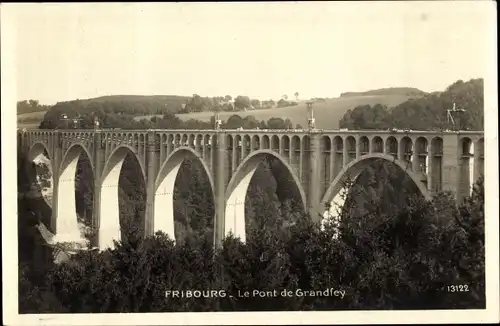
[17,111,47,120]
[174,94,414,129]
[133,114,164,121]
[17,111,48,129]
[18,122,42,129]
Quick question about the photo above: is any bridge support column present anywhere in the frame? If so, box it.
[473,140,483,185]
[308,133,321,222]
[342,138,349,168]
[355,136,361,160]
[441,134,460,201]
[92,131,103,247]
[427,155,434,196]
[144,131,157,237]
[214,132,227,249]
[51,132,62,233]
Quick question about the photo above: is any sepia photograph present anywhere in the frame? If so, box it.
[2,1,499,325]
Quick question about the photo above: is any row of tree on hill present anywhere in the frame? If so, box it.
[178,95,288,113]
[38,103,302,130]
[339,79,484,130]
[18,92,303,121]
[17,100,51,115]
[340,87,426,98]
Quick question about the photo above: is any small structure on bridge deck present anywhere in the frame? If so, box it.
[94,116,100,131]
[447,102,467,131]
[307,101,316,130]
[214,111,222,130]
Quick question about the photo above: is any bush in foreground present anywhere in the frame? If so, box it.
[20,178,485,312]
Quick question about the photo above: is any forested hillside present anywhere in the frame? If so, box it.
[339,79,484,131]
[340,87,426,97]
[19,89,418,129]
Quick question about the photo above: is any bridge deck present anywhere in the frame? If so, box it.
[19,128,484,135]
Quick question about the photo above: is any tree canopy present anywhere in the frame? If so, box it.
[339,79,483,131]
[18,175,485,312]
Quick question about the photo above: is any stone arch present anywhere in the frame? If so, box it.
[460,137,473,156]
[282,135,290,153]
[345,136,356,152]
[156,133,161,148]
[431,137,443,154]
[301,135,310,152]
[333,136,343,152]
[251,135,260,150]
[167,134,174,150]
[59,143,94,175]
[321,153,430,216]
[359,136,370,155]
[28,141,52,164]
[476,137,485,155]
[99,146,146,250]
[345,136,356,163]
[243,134,251,148]
[271,135,280,152]
[261,135,270,150]
[196,134,203,149]
[154,147,215,242]
[475,137,485,179]
[371,136,383,153]
[415,137,429,154]
[321,136,331,151]
[27,142,54,208]
[459,137,473,199]
[399,136,413,162]
[226,134,234,150]
[429,137,443,192]
[201,134,208,146]
[291,135,300,152]
[233,134,242,146]
[414,137,429,173]
[55,143,94,243]
[224,149,307,242]
[385,136,398,156]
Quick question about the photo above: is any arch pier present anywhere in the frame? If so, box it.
[19,129,484,250]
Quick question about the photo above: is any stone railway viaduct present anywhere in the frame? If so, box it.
[18,129,484,250]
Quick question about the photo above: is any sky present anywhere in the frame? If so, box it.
[6,1,496,104]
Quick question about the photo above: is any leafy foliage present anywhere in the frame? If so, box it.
[18,175,485,312]
[339,79,483,131]
[17,100,51,115]
[340,87,426,98]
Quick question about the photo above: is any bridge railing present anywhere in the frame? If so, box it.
[19,128,484,133]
